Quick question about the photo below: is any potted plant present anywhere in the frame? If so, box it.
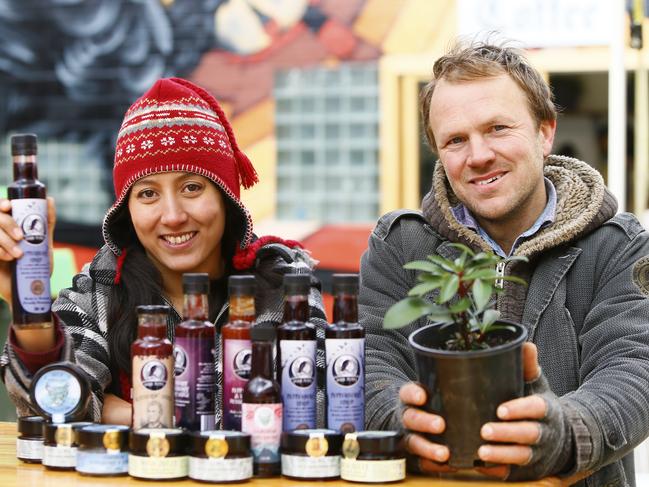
[383,243,528,469]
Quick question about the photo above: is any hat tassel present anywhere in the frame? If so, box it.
[235,150,259,189]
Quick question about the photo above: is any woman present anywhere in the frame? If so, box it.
[0,78,327,425]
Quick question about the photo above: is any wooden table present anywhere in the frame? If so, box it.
[0,422,583,486]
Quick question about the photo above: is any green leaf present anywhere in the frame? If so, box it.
[479,309,501,331]
[454,253,468,269]
[403,260,443,273]
[449,297,471,313]
[438,274,460,303]
[448,243,475,256]
[500,275,528,286]
[487,323,517,334]
[426,254,459,273]
[408,279,443,297]
[472,279,492,311]
[426,307,453,323]
[383,297,436,329]
[505,255,529,264]
[463,269,499,281]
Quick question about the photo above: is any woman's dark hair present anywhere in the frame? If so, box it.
[107,187,244,379]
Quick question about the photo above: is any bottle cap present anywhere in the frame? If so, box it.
[281,429,342,457]
[11,134,37,156]
[77,424,130,451]
[250,325,275,342]
[332,274,359,294]
[136,305,170,315]
[183,273,209,294]
[29,362,91,424]
[283,274,310,296]
[228,275,255,296]
[17,416,45,437]
[189,430,251,458]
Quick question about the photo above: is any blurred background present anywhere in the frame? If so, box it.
[0,0,647,474]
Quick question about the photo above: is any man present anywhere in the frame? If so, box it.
[361,41,649,485]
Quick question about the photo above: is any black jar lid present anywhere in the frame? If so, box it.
[130,428,187,457]
[29,362,91,424]
[183,273,209,294]
[11,134,37,156]
[342,431,404,459]
[228,275,255,295]
[17,416,45,437]
[43,421,94,446]
[77,424,130,451]
[189,430,250,458]
[332,273,359,294]
[282,429,342,457]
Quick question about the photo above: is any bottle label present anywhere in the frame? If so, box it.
[33,369,81,418]
[325,337,365,433]
[280,339,317,430]
[76,450,129,474]
[132,355,174,429]
[222,338,251,430]
[43,445,76,467]
[281,454,340,478]
[11,198,51,315]
[16,438,43,460]
[128,454,188,479]
[174,335,216,430]
[241,403,282,465]
[189,456,253,481]
[340,458,406,482]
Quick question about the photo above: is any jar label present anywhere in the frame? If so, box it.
[189,456,253,481]
[340,458,406,482]
[43,445,76,467]
[241,402,282,465]
[11,198,51,315]
[132,355,174,429]
[280,339,317,431]
[16,438,43,460]
[174,335,216,430]
[325,337,365,432]
[222,338,251,430]
[33,370,81,419]
[128,454,188,479]
[281,454,340,478]
[76,451,128,474]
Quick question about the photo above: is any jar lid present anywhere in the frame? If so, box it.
[281,429,342,457]
[342,431,404,459]
[189,430,250,458]
[29,362,91,423]
[77,424,130,451]
[129,428,187,457]
[43,421,93,446]
[17,416,45,437]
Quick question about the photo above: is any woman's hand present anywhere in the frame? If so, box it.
[0,196,56,305]
[101,393,132,426]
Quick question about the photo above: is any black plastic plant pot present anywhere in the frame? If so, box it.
[408,321,527,469]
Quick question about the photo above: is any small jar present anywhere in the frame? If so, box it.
[75,424,129,476]
[29,362,91,423]
[42,421,93,470]
[129,428,188,480]
[16,416,45,463]
[189,430,253,483]
[340,431,406,483]
[281,429,342,480]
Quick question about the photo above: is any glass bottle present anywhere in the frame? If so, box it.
[277,273,316,431]
[8,134,51,328]
[174,273,216,431]
[221,275,255,430]
[131,305,174,429]
[325,274,365,433]
[242,326,282,477]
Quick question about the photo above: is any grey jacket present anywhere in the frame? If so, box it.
[361,156,649,487]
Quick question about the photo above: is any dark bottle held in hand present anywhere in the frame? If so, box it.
[175,273,216,431]
[8,134,52,328]
[242,326,282,477]
[278,273,316,431]
[222,275,255,430]
[132,305,174,429]
[325,274,365,433]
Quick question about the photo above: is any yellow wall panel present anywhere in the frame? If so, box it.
[240,136,277,222]
[354,0,408,47]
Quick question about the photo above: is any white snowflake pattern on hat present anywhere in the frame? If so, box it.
[160,136,175,146]
[141,140,154,150]
[203,136,215,145]
[183,135,197,144]
[125,144,135,154]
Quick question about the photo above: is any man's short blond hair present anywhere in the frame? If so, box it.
[420,41,557,153]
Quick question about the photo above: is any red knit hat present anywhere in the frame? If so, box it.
[102,77,258,255]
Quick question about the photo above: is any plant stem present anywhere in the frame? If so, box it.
[457,278,472,350]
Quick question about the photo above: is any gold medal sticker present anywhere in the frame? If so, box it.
[146,432,170,458]
[205,435,229,459]
[342,433,360,460]
[55,425,73,447]
[103,430,121,451]
[305,434,328,458]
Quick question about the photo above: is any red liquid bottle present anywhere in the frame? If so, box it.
[277,273,316,431]
[174,273,216,431]
[242,326,282,477]
[8,134,52,329]
[131,305,174,429]
[221,275,255,430]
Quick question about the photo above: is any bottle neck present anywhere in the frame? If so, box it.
[12,155,37,180]
[333,293,358,324]
[183,292,208,321]
[250,341,273,379]
[137,315,167,339]
[229,295,255,322]
[283,295,308,323]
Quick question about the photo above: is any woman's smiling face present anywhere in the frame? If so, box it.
[128,172,226,283]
